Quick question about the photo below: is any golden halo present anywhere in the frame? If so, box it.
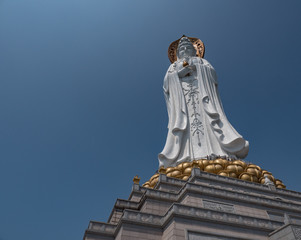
[168,35,205,63]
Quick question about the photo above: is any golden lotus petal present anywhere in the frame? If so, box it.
[182,175,190,181]
[204,164,223,174]
[232,160,247,169]
[218,170,237,178]
[247,164,262,171]
[239,172,258,183]
[195,160,204,170]
[183,167,192,175]
[183,162,192,169]
[262,174,275,183]
[276,184,286,189]
[226,164,244,175]
[246,167,262,178]
[171,170,182,178]
[150,173,159,181]
[166,167,175,174]
[214,158,229,168]
[275,179,283,185]
[201,159,211,168]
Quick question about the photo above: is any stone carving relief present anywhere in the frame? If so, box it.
[203,200,235,213]
[293,227,301,240]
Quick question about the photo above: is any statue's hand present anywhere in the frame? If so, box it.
[178,64,196,78]
[187,65,196,72]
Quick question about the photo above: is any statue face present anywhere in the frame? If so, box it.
[177,38,196,60]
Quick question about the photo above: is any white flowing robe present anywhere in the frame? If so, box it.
[158,57,249,168]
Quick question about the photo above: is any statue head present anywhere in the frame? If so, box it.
[176,36,197,60]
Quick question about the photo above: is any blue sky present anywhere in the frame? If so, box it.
[0,1,301,239]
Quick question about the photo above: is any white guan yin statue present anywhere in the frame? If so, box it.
[158,36,249,168]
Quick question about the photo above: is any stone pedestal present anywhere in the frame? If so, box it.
[83,169,301,240]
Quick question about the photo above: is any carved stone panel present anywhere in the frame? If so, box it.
[203,200,235,213]
[293,227,301,240]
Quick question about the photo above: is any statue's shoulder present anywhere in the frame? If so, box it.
[191,57,209,66]
[192,56,202,63]
[168,62,177,73]
[200,58,214,68]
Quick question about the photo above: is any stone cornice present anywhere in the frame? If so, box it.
[162,204,283,231]
[86,202,284,238]
[189,169,301,201]
[114,199,139,210]
[85,221,116,237]
[179,182,301,213]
